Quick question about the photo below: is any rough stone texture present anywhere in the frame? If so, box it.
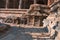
[0,0,60,40]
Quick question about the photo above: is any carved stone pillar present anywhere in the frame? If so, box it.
[33,16,35,26]
[6,0,9,9]
[34,0,36,4]
[27,16,29,25]
[19,0,22,9]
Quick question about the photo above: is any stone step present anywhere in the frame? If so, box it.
[24,32,50,39]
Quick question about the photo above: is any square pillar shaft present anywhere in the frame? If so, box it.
[27,16,34,26]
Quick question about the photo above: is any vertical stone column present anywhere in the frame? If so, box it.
[6,0,9,9]
[34,16,35,26]
[48,0,50,6]
[34,0,36,4]
[33,16,35,26]
[39,17,40,27]
[27,16,29,25]
[38,17,40,27]
[30,16,34,26]
[27,16,34,26]
[19,0,22,9]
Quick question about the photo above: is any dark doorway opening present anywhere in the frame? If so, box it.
[8,0,19,9]
[21,0,34,9]
[0,0,6,8]
[37,0,48,5]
